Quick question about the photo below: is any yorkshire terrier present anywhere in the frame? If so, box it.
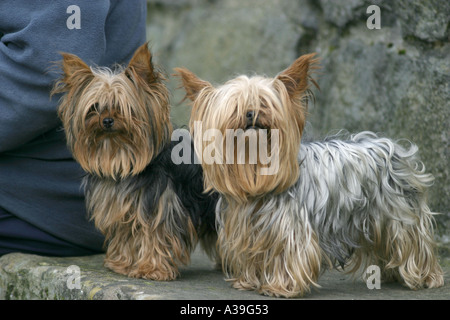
[52,44,217,280]
[175,54,444,297]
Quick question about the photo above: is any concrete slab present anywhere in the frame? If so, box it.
[0,248,448,300]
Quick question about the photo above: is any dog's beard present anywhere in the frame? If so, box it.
[200,133,301,202]
[71,129,153,180]
[190,89,304,201]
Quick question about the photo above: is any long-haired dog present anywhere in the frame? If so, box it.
[175,54,444,297]
[52,43,217,280]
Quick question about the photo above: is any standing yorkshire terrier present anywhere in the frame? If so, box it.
[175,54,444,297]
[52,44,217,280]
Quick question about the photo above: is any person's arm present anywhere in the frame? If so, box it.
[102,0,148,67]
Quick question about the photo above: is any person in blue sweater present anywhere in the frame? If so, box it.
[0,0,147,256]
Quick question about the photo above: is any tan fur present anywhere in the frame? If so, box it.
[218,199,323,297]
[89,180,197,280]
[53,44,197,281]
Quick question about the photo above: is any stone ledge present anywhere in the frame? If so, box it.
[1,249,449,300]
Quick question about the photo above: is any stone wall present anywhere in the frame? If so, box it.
[145,0,449,238]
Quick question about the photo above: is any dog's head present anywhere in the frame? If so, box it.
[176,53,319,201]
[52,43,171,179]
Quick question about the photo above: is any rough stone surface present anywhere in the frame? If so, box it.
[1,248,449,300]
[146,0,449,240]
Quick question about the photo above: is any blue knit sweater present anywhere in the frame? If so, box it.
[0,0,147,253]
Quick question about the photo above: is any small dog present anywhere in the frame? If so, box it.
[175,54,444,297]
[52,44,217,280]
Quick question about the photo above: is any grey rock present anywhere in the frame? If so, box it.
[318,0,367,28]
[393,0,449,42]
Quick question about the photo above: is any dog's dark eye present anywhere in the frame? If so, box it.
[89,103,99,113]
[246,111,255,120]
[260,100,269,109]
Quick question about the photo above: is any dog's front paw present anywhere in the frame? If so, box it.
[128,263,179,281]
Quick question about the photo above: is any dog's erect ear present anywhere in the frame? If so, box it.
[59,52,92,81]
[174,67,212,101]
[276,53,320,99]
[127,42,159,85]
[51,53,93,95]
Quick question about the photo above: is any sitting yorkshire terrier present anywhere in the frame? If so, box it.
[52,44,217,280]
[175,54,444,297]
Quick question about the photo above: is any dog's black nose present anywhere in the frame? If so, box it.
[246,111,255,121]
[102,117,114,129]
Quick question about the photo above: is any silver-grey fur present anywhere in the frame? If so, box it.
[297,131,435,265]
[216,131,444,297]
